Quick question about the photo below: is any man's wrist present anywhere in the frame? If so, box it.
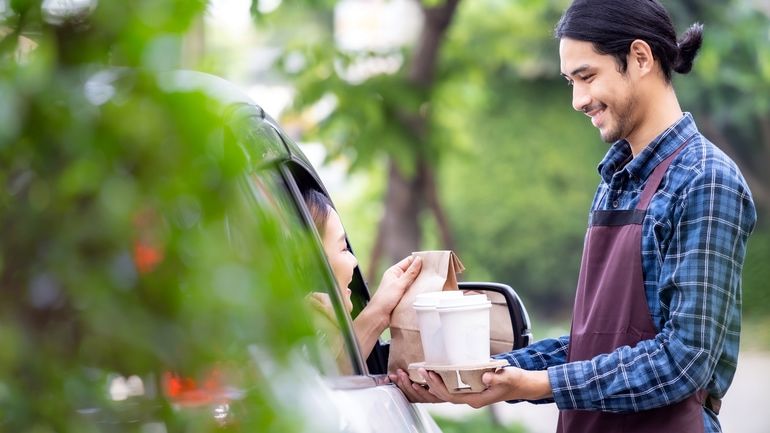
[527,369,553,400]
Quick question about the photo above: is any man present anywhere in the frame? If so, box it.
[390,1,756,432]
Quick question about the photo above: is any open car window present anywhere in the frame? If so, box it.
[280,159,397,375]
[241,167,360,377]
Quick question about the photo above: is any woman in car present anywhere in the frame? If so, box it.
[303,189,422,360]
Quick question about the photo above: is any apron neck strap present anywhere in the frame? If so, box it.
[635,136,693,211]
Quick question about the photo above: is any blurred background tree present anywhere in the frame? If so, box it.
[251,0,465,283]
[250,0,769,322]
[0,1,326,431]
[666,0,770,321]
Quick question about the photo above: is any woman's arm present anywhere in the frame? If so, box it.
[353,255,422,359]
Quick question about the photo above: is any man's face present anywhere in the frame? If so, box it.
[559,38,639,143]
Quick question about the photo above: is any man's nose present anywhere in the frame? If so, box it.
[572,84,591,112]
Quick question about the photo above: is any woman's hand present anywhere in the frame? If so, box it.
[369,255,422,318]
[388,368,445,403]
[352,255,421,359]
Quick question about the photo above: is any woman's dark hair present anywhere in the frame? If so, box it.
[555,0,703,82]
[302,189,333,234]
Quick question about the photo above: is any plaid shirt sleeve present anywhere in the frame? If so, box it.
[494,335,570,370]
[493,335,570,404]
[547,153,756,414]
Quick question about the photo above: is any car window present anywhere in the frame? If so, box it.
[241,167,360,377]
[279,159,397,375]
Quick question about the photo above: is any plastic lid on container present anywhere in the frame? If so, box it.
[437,294,491,310]
[413,290,464,308]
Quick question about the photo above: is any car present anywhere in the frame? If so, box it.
[35,70,534,432]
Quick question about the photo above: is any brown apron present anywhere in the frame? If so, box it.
[557,140,709,433]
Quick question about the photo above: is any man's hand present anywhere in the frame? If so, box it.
[416,366,552,408]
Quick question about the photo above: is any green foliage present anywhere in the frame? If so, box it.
[437,0,770,320]
[261,1,443,177]
[251,0,336,22]
[440,77,604,317]
[444,0,568,78]
[742,227,770,317]
[264,0,574,176]
[665,0,770,320]
[741,314,770,352]
[310,73,426,175]
[297,72,427,177]
[0,2,324,432]
[433,413,527,433]
[666,1,770,214]
[258,0,770,320]
[678,4,770,122]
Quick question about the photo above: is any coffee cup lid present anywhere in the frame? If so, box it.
[413,290,464,308]
[437,294,490,309]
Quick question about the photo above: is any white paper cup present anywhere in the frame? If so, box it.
[413,291,464,364]
[437,294,492,365]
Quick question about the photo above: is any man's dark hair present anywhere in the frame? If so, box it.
[555,0,703,82]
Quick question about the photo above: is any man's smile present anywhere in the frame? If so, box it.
[584,104,606,128]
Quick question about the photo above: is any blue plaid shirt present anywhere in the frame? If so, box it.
[495,114,756,432]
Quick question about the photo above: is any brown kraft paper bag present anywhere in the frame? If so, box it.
[387,250,465,374]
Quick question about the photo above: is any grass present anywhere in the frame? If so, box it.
[741,315,770,352]
[433,413,528,433]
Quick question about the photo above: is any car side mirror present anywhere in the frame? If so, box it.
[459,282,532,353]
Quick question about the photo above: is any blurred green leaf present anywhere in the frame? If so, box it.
[0,1,328,431]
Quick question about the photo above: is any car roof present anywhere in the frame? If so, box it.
[158,70,320,179]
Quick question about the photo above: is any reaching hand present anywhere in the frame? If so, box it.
[416,366,552,408]
[350,255,421,360]
[370,255,422,317]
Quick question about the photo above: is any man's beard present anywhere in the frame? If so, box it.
[600,93,636,144]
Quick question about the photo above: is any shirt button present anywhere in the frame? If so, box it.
[612,200,619,208]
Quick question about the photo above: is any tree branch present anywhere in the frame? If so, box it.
[410,0,460,87]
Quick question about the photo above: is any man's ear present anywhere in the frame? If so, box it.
[628,39,654,77]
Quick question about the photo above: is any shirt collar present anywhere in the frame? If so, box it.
[597,113,698,184]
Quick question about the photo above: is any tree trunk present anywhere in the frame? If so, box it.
[367,0,460,281]
[368,161,424,282]
[421,158,456,251]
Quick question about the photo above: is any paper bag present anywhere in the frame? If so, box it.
[387,250,465,374]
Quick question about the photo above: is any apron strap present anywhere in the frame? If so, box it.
[635,136,693,211]
[706,395,722,415]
